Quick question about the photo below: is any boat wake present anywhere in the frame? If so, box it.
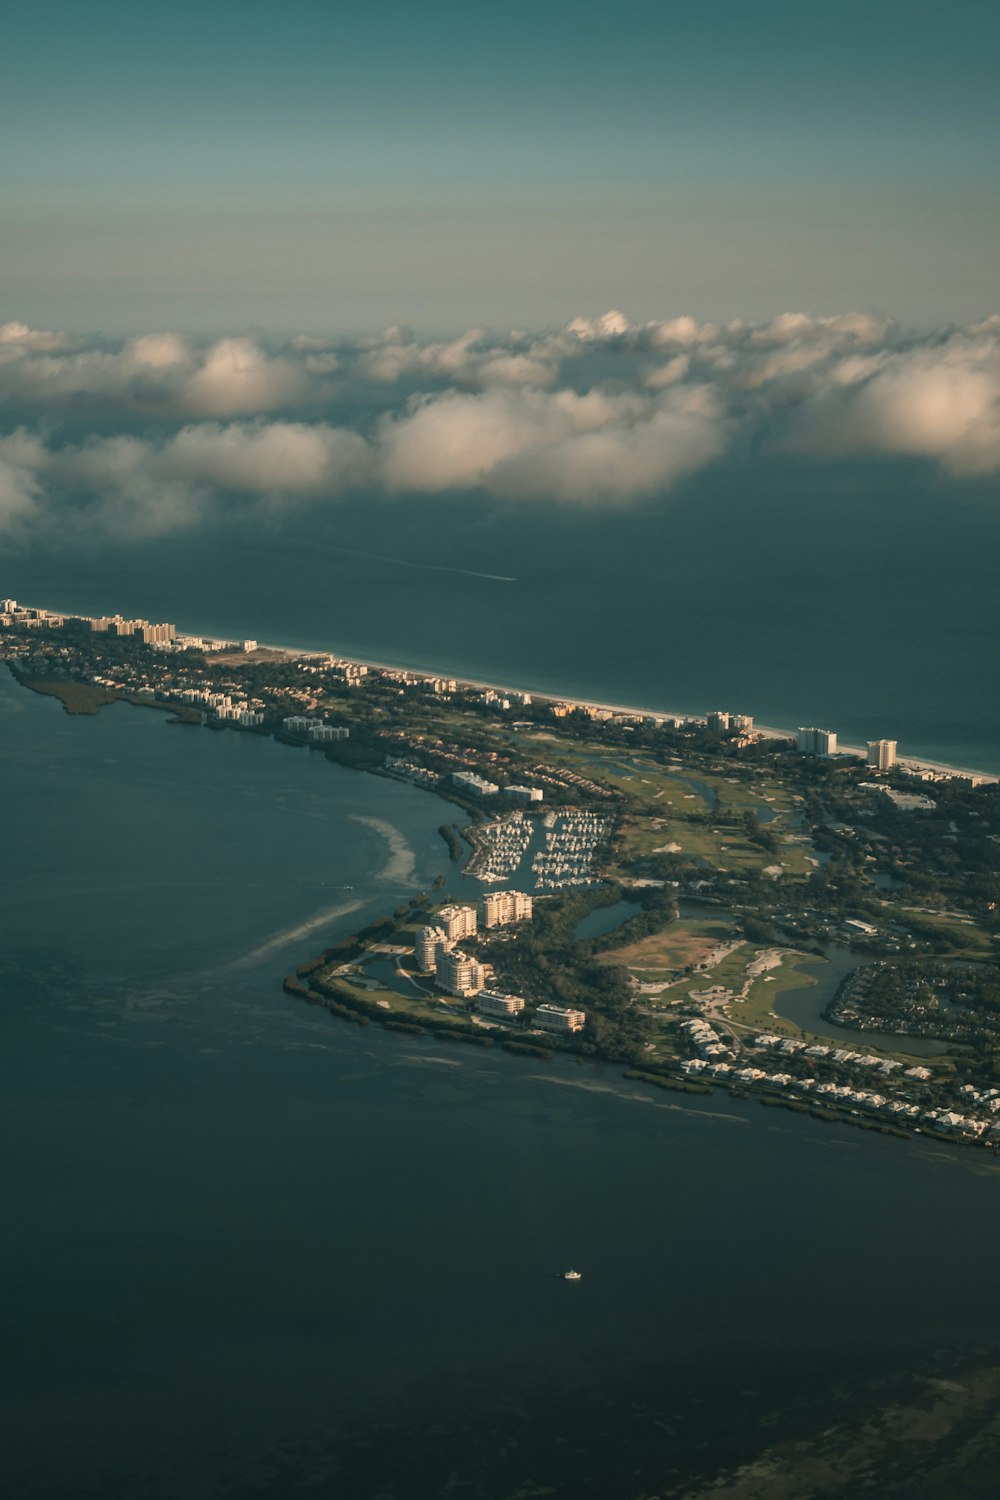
[318,543,517,583]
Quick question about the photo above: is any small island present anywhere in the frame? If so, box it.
[3,596,1000,1150]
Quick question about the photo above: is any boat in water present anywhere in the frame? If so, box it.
[563,1269,582,1281]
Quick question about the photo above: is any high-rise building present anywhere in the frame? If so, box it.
[867,739,897,772]
[415,925,450,972]
[482,891,533,928]
[797,727,838,756]
[437,904,478,942]
[136,622,176,645]
[706,711,731,732]
[435,949,487,998]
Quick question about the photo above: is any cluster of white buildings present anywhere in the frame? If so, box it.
[678,1024,1000,1141]
[282,715,350,742]
[414,893,536,1007]
[1,601,66,630]
[173,686,263,725]
[531,810,610,890]
[86,614,176,644]
[706,711,754,734]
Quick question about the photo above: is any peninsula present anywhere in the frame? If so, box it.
[4,596,1000,1150]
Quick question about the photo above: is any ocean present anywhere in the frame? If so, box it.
[3,665,1000,1498]
[5,457,1000,772]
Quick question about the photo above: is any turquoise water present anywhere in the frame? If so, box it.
[3,668,1000,1498]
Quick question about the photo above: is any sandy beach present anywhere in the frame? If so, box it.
[226,635,997,786]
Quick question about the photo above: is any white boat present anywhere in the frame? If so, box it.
[563,1269,582,1281]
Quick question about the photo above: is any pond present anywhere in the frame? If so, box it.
[573,899,641,941]
[363,957,426,996]
[772,944,947,1057]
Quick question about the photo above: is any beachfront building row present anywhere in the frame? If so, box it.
[797,726,838,756]
[867,739,898,771]
[86,614,176,644]
[482,890,533,928]
[706,711,754,734]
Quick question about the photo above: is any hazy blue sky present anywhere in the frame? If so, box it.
[2,0,999,332]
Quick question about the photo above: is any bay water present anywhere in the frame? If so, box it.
[3,666,1000,1498]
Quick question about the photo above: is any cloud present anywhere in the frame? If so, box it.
[785,329,1000,474]
[358,328,555,389]
[182,338,308,416]
[0,430,44,532]
[2,310,1000,540]
[379,383,724,501]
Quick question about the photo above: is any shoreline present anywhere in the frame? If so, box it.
[244,634,999,785]
[15,595,999,782]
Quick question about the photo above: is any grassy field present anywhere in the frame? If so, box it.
[902,908,994,954]
[727,954,823,1036]
[599,916,736,984]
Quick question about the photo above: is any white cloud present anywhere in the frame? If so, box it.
[566,310,635,341]
[786,330,1000,474]
[2,312,1000,542]
[0,321,73,354]
[378,383,724,501]
[183,338,307,416]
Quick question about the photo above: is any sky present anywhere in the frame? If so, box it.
[3,0,999,333]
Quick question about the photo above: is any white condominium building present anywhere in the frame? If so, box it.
[436,949,487,998]
[476,990,526,1018]
[452,770,500,798]
[437,904,478,942]
[867,739,897,771]
[415,925,450,973]
[533,1004,587,1034]
[482,890,533,928]
[505,785,544,803]
[796,727,838,756]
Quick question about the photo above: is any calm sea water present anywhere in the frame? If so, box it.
[3,667,1000,1498]
[5,459,1000,771]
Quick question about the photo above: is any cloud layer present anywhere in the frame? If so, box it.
[1,310,999,537]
